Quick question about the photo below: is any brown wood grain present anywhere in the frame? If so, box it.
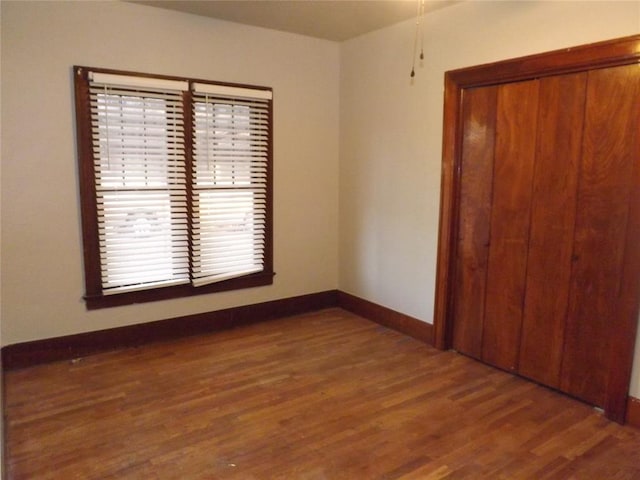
[6,309,640,479]
[2,290,339,369]
[605,65,640,422]
[447,35,640,88]
[434,35,640,352]
[433,73,464,350]
[561,64,640,407]
[626,397,640,429]
[435,35,640,422]
[518,72,587,388]
[73,66,103,297]
[3,290,436,371]
[451,86,498,359]
[337,291,433,344]
[481,80,539,372]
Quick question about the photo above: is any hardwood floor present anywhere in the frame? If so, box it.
[5,308,640,479]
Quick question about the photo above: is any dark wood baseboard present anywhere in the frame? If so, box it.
[626,396,640,429]
[337,291,433,345]
[1,290,435,371]
[2,290,339,370]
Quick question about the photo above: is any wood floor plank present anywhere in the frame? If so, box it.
[5,308,640,479]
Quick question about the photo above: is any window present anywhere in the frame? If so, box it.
[74,67,273,309]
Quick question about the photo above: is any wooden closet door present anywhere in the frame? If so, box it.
[449,60,639,411]
[560,63,640,407]
[452,80,539,370]
[518,72,587,388]
[438,35,640,422]
[481,81,539,371]
[451,86,498,359]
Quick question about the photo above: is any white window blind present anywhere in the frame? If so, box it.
[191,89,270,286]
[89,74,190,294]
[83,69,273,300]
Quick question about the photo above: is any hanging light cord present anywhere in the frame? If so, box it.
[420,0,425,61]
[410,0,426,78]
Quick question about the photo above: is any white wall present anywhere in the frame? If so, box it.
[339,1,640,392]
[0,0,340,344]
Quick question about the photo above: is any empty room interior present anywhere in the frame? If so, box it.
[2,0,640,478]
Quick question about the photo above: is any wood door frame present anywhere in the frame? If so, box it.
[433,34,640,423]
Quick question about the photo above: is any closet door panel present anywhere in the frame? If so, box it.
[451,86,498,359]
[482,80,539,371]
[518,73,587,387]
[561,64,640,406]
[606,64,640,419]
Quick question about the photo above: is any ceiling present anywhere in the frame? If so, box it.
[129,1,458,42]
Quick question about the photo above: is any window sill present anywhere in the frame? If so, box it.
[84,270,275,310]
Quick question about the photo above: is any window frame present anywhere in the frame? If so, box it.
[74,66,274,310]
